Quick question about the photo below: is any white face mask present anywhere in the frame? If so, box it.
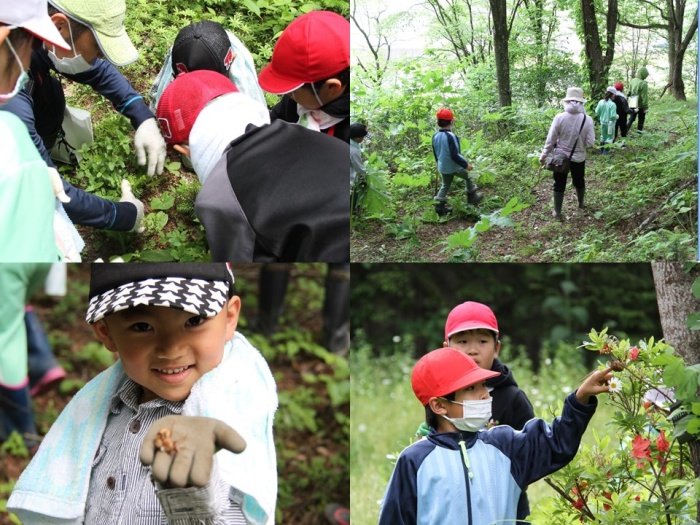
[47,21,93,75]
[0,37,29,107]
[441,397,492,432]
[296,104,344,132]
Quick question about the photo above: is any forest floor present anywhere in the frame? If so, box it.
[350,129,696,262]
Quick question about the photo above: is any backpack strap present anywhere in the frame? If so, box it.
[567,114,587,161]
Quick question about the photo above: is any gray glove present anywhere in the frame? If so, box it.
[140,415,246,488]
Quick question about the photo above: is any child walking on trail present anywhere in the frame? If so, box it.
[379,347,613,525]
[595,88,618,154]
[414,301,536,522]
[8,263,278,525]
[432,108,483,216]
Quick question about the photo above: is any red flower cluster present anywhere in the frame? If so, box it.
[629,346,639,360]
[631,435,651,467]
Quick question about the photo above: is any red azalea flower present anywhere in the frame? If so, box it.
[573,497,585,511]
[631,435,651,467]
[656,431,670,453]
[630,346,639,360]
[603,491,612,511]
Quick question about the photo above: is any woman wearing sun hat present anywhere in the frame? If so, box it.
[539,87,596,220]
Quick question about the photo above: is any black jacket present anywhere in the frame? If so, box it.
[195,119,350,262]
[486,359,536,430]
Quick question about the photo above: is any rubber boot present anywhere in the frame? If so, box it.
[467,191,484,205]
[252,264,292,336]
[575,187,585,209]
[552,191,565,221]
[26,309,66,397]
[0,383,39,451]
[323,264,350,356]
[434,201,452,216]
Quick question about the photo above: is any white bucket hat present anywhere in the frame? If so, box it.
[0,0,70,51]
[563,87,586,103]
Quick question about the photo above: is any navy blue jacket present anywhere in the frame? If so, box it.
[0,48,152,230]
[379,392,597,525]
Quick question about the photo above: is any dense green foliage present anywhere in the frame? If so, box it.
[61,0,348,261]
[350,263,662,366]
[350,1,698,262]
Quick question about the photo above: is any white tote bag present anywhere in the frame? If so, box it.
[50,105,94,165]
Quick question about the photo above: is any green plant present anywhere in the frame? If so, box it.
[535,328,700,524]
[0,432,29,459]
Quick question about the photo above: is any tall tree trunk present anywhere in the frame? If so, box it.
[579,0,617,98]
[651,261,700,522]
[667,0,698,100]
[489,0,512,107]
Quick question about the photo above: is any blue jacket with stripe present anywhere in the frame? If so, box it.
[432,128,468,175]
[378,392,597,525]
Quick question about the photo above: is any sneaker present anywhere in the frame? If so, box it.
[324,503,350,525]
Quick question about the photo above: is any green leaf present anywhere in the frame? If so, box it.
[138,249,176,262]
[150,194,175,210]
[241,0,261,16]
[687,312,700,331]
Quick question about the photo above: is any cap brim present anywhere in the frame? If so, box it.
[23,16,71,51]
[258,63,304,95]
[93,26,138,66]
[439,366,501,399]
[563,98,586,103]
[446,322,499,339]
[86,277,230,323]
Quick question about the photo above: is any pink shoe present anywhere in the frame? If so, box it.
[324,504,349,525]
[30,367,67,397]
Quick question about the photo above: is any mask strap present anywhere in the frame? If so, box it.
[309,81,324,108]
[53,16,77,56]
[5,37,25,76]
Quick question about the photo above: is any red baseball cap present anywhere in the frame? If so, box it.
[258,11,350,95]
[436,108,454,121]
[445,301,499,341]
[412,348,500,405]
[614,82,624,91]
[156,70,238,144]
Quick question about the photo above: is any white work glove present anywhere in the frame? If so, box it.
[47,167,70,202]
[134,118,166,177]
[119,179,145,233]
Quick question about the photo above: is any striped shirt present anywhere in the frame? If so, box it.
[85,378,246,524]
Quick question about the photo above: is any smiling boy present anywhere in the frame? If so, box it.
[379,348,612,524]
[8,263,277,525]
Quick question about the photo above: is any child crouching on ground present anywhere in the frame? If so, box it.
[8,263,278,524]
[379,347,612,524]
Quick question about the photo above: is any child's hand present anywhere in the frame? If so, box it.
[576,366,614,404]
[467,163,474,171]
[140,415,246,488]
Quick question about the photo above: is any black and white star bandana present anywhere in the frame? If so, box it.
[86,277,230,324]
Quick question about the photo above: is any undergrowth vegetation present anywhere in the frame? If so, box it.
[59,0,347,261]
[350,60,698,262]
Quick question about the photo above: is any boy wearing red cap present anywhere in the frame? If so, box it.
[156,70,350,262]
[257,11,350,142]
[379,348,612,524]
[432,108,482,216]
[418,301,534,521]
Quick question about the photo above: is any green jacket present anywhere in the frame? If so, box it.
[628,66,649,110]
[0,112,60,261]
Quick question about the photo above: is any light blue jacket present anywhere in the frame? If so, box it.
[379,392,597,525]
